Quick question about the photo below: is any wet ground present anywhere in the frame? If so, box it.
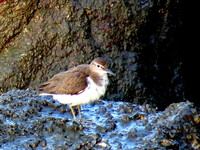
[0,90,199,149]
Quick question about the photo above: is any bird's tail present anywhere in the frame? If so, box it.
[39,93,79,105]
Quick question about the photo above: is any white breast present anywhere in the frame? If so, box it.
[40,74,109,106]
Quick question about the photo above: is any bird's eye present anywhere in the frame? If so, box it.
[97,64,100,68]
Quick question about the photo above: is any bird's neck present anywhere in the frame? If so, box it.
[89,72,108,87]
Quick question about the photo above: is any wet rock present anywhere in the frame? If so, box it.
[160,139,177,147]
[120,115,131,124]
[0,90,200,149]
[193,114,200,124]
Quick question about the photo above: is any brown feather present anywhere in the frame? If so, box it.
[91,57,107,67]
[39,65,89,94]
[90,73,103,86]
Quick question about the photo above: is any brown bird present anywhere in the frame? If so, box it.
[38,57,115,121]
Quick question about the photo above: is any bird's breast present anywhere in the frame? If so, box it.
[86,74,109,98]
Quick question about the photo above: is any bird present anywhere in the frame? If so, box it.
[38,57,115,121]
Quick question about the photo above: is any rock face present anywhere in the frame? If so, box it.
[0,0,194,108]
[0,90,200,149]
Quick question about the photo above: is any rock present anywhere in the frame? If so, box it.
[0,0,189,109]
[0,89,199,149]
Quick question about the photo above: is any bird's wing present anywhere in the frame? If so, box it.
[38,65,89,94]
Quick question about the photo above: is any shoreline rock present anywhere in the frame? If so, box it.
[0,89,199,149]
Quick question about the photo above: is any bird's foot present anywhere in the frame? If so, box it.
[72,118,94,124]
[80,119,94,124]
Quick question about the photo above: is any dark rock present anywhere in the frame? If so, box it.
[0,0,195,109]
[0,90,200,149]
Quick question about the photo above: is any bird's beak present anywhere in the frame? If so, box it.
[105,68,115,76]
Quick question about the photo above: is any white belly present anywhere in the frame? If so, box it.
[40,75,109,106]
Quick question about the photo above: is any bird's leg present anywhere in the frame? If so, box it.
[77,105,93,123]
[77,105,82,120]
[69,106,77,121]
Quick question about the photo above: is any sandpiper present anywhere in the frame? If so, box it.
[38,57,115,121]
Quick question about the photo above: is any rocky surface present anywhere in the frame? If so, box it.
[0,90,199,149]
[0,0,189,108]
